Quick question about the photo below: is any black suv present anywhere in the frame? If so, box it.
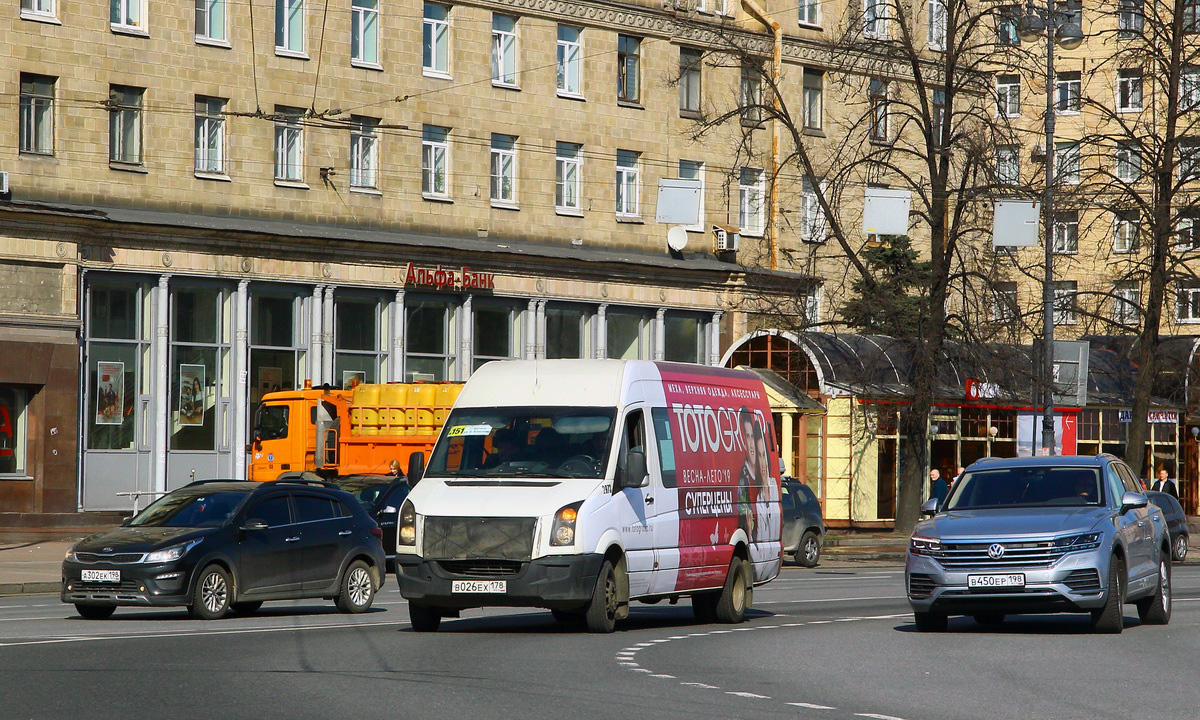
[62,479,386,620]
[332,475,411,572]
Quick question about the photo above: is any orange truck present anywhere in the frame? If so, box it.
[248,380,464,482]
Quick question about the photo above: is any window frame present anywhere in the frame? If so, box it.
[1113,210,1138,253]
[111,0,145,33]
[996,74,1021,117]
[679,47,703,116]
[555,141,583,213]
[617,35,642,105]
[422,125,451,199]
[869,78,889,143]
[991,282,1019,323]
[740,61,765,126]
[349,116,379,190]
[196,0,227,44]
[864,0,888,38]
[351,0,380,67]
[1053,281,1078,326]
[928,0,947,52]
[491,13,518,87]
[21,0,57,20]
[1178,283,1200,322]
[1116,68,1143,112]
[798,0,819,26]
[800,177,827,243]
[556,25,583,98]
[0,386,30,477]
[1112,282,1140,326]
[273,106,305,183]
[1118,0,1144,37]
[489,133,517,206]
[678,160,705,232]
[803,69,823,131]
[108,85,144,167]
[423,2,451,78]
[19,73,55,157]
[1055,71,1082,115]
[738,167,766,237]
[1052,210,1079,254]
[275,0,306,55]
[1056,141,1080,184]
[194,95,226,176]
[1116,142,1141,182]
[615,149,641,218]
[996,144,1019,185]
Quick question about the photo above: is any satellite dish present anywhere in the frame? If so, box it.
[667,226,689,252]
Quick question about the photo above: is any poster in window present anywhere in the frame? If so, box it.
[179,364,206,427]
[95,361,125,426]
[342,370,366,390]
[258,366,283,402]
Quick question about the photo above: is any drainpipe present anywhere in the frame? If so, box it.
[741,0,781,271]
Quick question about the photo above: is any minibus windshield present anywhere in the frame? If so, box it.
[426,407,616,479]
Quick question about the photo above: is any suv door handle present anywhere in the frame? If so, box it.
[285,536,301,542]
[338,530,352,536]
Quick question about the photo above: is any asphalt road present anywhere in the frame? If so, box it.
[1,563,1197,720]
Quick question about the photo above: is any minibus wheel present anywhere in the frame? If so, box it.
[714,557,752,623]
[585,560,618,633]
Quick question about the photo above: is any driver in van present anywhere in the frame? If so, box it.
[483,429,522,469]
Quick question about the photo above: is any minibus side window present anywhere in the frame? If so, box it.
[617,409,645,490]
[650,408,676,488]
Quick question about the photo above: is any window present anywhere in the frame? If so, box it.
[1113,210,1138,252]
[473,302,520,370]
[1113,282,1140,325]
[275,0,304,53]
[19,74,54,156]
[996,74,1020,117]
[679,47,702,115]
[490,133,516,205]
[678,160,704,231]
[1183,66,1200,111]
[491,14,517,86]
[864,0,887,37]
[335,296,383,383]
[928,0,946,51]
[664,314,704,364]
[1118,0,1144,36]
[21,0,55,18]
[557,25,582,96]
[618,35,641,103]
[422,125,450,198]
[111,0,143,30]
[996,5,1019,45]
[351,0,379,65]
[1056,71,1081,114]
[996,144,1019,185]
[991,282,1018,323]
[196,0,226,42]
[803,69,823,131]
[615,150,640,217]
[803,285,822,326]
[932,88,946,138]
[406,298,458,380]
[738,168,765,236]
[1177,213,1200,252]
[800,177,826,243]
[194,96,226,175]
[108,85,143,166]
[1053,281,1078,325]
[869,78,889,142]
[546,305,589,359]
[349,116,379,189]
[799,0,818,25]
[607,310,652,360]
[0,386,29,476]
[271,108,306,184]
[1056,141,1080,184]
[1053,211,1078,254]
[1116,69,1142,112]
[1178,283,1200,321]
[1180,139,1200,182]
[1116,142,1140,182]
[741,62,764,125]
[1187,0,1200,34]
[555,141,582,212]
[423,3,449,76]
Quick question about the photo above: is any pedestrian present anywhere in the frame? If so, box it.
[1152,468,1179,499]
[929,468,948,504]
[388,459,403,477]
[950,465,966,492]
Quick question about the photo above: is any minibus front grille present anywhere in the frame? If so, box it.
[423,517,536,561]
[438,560,524,577]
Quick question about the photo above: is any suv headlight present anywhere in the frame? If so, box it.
[145,539,202,564]
[1053,532,1102,551]
[549,502,583,547]
[64,544,79,563]
[909,536,943,557]
[398,500,417,546]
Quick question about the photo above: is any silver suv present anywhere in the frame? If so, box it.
[905,454,1171,633]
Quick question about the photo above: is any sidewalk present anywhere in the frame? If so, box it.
[0,539,76,596]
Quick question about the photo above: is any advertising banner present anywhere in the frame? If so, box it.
[178,364,206,427]
[95,361,125,426]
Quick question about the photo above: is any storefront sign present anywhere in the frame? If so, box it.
[403,263,496,290]
[1119,409,1133,423]
[1148,410,1179,424]
[965,378,1001,400]
[95,361,125,426]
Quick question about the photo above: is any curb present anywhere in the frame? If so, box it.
[0,582,59,596]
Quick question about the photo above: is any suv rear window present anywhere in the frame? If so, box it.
[294,494,339,522]
[947,466,1104,509]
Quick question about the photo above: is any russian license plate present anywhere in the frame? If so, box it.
[451,580,507,594]
[968,573,1025,589]
[82,570,121,583]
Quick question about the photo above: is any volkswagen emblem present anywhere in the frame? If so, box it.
[987,543,1006,559]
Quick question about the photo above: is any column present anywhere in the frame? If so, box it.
[524,299,538,359]
[322,286,335,384]
[233,280,250,480]
[152,274,171,493]
[535,300,547,359]
[654,308,666,361]
[781,413,795,477]
[460,295,474,380]
[595,304,608,359]
[708,311,724,366]
[390,290,405,382]
[309,285,324,386]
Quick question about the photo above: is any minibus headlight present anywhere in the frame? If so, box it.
[398,500,417,546]
[550,502,583,547]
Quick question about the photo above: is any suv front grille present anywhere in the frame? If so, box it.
[936,541,1069,569]
[438,560,524,577]
[909,573,935,599]
[74,552,145,565]
[1064,569,1102,592]
[422,516,536,561]
[71,579,143,592]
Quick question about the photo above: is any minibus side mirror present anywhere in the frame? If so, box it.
[619,449,649,490]
[407,453,425,486]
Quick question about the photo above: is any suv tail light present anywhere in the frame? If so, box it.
[370,527,383,539]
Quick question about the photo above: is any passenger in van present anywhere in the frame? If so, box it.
[533,427,569,466]
[483,429,522,469]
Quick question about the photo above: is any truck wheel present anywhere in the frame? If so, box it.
[913,611,947,632]
[797,531,821,568]
[714,557,752,624]
[1136,556,1171,625]
[1091,557,1125,634]
[188,565,231,620]
[584,560,619,633]
[75,603,116,620]
[409,603,442,632]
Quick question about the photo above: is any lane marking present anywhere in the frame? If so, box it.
[0,619,408,647]
[727,691,770,699]
[681,682,720,689]
[755,595,905,605]
[856,714,906,720]
[789,702,836,710]
[649,674,676,679]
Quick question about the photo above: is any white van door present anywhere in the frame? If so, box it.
[614,407,656,597]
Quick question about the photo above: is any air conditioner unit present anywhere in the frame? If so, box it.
[0,172,8,194]
[1030,143,1046,163]
[713,224,740,252]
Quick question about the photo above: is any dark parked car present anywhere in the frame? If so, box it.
[782,479,825,567]
[1148,490,1189,562]
[332,475,411,571]
[62,479,386,620]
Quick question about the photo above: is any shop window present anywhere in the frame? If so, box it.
[87,345,139,450]
[473,302,520,371]
[171,347,217,451]
[931,413,957,436]
[253,295,295,347]
[173,288,219,344]
[664,314,703,364]
[876,407,899,435]
[727,333,821,399]
[90,285,140,339]
[250,291,300,404]
[991,409,1016,439]
[1101,409,1125,442]
[877,437,898,519]
[546,305,588,359]
[1079,409,1100,441]
[1155,422,1177,442]
[961,407,989,438]
[336,296,382,385]
[406,298,457,380]
[607,310,651,360]
[0,386,29,476]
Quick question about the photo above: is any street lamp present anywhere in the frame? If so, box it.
[1016,0,1084,456]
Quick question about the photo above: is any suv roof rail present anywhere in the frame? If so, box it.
[184,478,253,487]
[262,478,340,489]
[970,457,1004,464]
